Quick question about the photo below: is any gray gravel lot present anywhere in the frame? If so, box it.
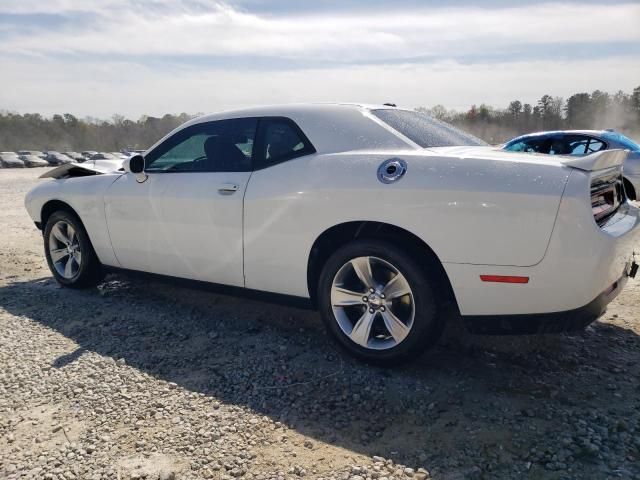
[1,168,639,480]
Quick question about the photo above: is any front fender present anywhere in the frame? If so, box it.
[24,175,122,266]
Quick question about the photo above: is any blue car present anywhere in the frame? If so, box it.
[503,130,640,200]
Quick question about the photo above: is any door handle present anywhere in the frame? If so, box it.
[218,183,239,194]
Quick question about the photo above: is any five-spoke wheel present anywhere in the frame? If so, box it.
[44,210,103,288]
[319,239,443,365]
[48,220,82,279]
[331,256,415,350]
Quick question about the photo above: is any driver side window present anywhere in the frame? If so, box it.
[145,118,257,173]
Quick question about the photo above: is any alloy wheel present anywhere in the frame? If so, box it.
[330,256,415,350]
[48,220,82,279]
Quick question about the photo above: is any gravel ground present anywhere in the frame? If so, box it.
[1,168,639,480]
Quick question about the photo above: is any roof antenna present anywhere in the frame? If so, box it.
[383,103,397,107]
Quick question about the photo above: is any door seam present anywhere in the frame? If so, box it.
[241,171,255,288]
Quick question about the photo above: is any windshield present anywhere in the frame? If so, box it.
[602,132,640,151]
[371,109,486,148]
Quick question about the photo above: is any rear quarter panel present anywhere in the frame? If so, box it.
[243,151,570,298]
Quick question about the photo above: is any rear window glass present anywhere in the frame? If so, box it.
[371,109,486,148]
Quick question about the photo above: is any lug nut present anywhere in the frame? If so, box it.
[369,309,375,314]
[381,306,386,312]
[362,296,368,302]
[380,293,385,299]
[369,288,375,293]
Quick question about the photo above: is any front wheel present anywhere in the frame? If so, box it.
[317,239,444,365]
[44,210,103,288]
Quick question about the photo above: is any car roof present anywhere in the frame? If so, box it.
[508,130,610,141]
[188,102,395,124]
[147,103,413,155]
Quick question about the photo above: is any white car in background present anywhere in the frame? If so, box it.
[0,152,25,168]
[24,104,639,364]
[45,151,73,166]
[82,152,125,171]
[63,152,85,162]
[19,152,49,167]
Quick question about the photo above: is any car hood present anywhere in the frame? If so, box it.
[40,160,124,179]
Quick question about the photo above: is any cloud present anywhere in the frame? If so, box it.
[1,1,638,117]
[1,2,639,61]
[2,55,639,118]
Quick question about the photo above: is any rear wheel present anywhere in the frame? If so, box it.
[44,210,103,288]
[317,239,444,365]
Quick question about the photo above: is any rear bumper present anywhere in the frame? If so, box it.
[463,269,632,334]
[443,169,640,325]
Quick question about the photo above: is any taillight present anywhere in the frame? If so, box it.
[591,167,625,226]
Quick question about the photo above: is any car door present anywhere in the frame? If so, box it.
[104,117,257,287]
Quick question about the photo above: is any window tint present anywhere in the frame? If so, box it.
[371,109,486,147]
[505,137,552,154]
[564,136,588,155]
[145,118,257,172]
[587,139,606,153]
[258,118,315,167]
[553,135,606,156]
[549,136,570,155]
[506,135,608,156]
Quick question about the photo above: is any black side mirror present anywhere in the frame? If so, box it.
[127,154,145,173]
[123,154,147,183]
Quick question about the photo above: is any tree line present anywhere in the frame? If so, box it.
[419,86,640,144]
[1,86,639,151]
[0,113,193,152]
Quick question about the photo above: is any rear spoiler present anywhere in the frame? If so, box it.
[561,149,629,172]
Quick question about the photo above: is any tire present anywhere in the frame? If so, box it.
[43,210,104,288]
[317,239,444,365]
[623,177,636,201]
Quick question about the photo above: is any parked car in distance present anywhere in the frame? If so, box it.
[123,149,146,156]
[18,150,46,158]
[91,152,123,161]
[81,151,99,161]
[19,153,49,167]
[45,151,72,166]
[503,130,640,200]
[24,104,639,364]
[0,152,25,168]
[82,152,125,171]
[63,152,85,162]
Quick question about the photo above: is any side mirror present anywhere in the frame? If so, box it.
[123,154,147,183]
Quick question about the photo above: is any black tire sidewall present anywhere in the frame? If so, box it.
[317,239,442,365]
[44,210,102,288]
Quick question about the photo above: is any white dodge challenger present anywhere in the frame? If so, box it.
[25,104,639,364]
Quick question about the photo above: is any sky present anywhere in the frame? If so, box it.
[1,0,639,119]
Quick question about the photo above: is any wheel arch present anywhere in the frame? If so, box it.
[307,221,458,310]
[41,199,81,228]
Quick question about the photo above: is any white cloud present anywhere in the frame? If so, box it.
[2,56,639,118]
[1,2,639,61]
[1,1,638,116]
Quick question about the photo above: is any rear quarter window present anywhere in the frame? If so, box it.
[371,109,486,147]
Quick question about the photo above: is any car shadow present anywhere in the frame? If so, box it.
[1,274,639,477]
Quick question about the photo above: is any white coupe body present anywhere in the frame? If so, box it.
[25,104,639,362]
